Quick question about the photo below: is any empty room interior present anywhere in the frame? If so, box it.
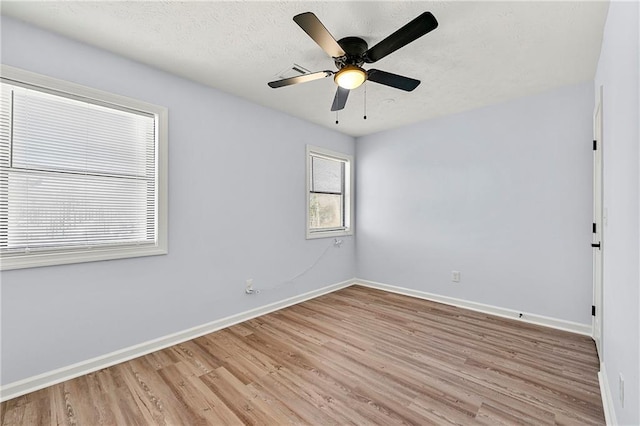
[0,1,638,425]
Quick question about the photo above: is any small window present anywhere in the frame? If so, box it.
[0,65,167,270]
[306,145,353,239]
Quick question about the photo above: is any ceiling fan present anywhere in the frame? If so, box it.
[268,11,438,112]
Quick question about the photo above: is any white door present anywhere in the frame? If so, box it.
[592,86,604,359]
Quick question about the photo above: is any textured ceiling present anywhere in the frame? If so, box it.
[1,1,609,137]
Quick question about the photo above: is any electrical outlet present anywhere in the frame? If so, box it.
[245,278,254,295]
[451,271,461,283]
[619,373,624,407]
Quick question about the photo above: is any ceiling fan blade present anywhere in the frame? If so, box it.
[364,12,438,63]
[268,71,333,88]
[367,69,421,91]
[293,12,346,58]
[331,86,350,111]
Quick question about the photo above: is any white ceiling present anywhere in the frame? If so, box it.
[1,1,609,137]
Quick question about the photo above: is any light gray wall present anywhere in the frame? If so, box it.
[595,1,640,424]
[356,81,594,325]
[0,16,355,385]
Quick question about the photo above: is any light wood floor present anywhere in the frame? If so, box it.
[1,286,604,425]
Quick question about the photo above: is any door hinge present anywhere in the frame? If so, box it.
[592,305,596,316]
[593,139,597,150]
[592,242,601,249]
[593,223,597,233]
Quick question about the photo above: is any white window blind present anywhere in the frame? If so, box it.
[0,75,164,267]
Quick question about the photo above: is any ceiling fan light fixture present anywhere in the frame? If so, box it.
[334,65,366,90]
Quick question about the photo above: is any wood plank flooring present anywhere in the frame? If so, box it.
[1,286,605,425]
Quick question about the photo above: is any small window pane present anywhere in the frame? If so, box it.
[306,146,352,239]
[312,156,342,193]
[309,193,343,230]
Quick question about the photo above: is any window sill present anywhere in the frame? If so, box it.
[306,228,353,240]
[0,244,168,271]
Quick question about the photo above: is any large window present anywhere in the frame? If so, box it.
[306,145,353,239]
[0,66,167,270]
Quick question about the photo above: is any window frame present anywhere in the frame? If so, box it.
[306,145,353,239]
[0,65,168,270]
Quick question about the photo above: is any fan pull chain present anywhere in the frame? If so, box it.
[335,110,339,125]
[364,82,367,120]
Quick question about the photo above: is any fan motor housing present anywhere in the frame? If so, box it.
[335,36,368,69]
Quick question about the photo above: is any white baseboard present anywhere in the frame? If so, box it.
[0,278,355,402]
[598,363,617,426]
[355,279,592,336]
